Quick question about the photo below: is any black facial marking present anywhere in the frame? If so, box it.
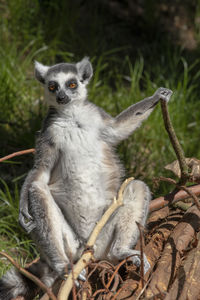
[56,91,70,105]
[82,72,88,81]
[136,112,143,115]
[66,78,78,90]
[48,81,58,92]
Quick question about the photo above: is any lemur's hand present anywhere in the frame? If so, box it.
[154,87,173,102]
[19,207,36,234]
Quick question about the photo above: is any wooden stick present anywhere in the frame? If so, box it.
[157,176,200,211]
[0,148,35,162]
[160,99,188,184]
[149,184,200,212]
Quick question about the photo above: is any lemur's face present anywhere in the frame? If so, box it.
[34,58,93,107]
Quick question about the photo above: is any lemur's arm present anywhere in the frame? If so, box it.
[102,87,172,145]
[19,135,58,233]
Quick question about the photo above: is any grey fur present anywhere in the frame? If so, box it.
[0,57,173,300]
[47,63,77,77]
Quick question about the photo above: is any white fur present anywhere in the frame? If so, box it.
[35,61,49,77]
[49,103,109,240]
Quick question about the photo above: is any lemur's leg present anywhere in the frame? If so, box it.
[28,181,80,276]
[95,180,151,273]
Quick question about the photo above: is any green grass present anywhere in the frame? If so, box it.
[0,180,38,276]
[1,0,200,276]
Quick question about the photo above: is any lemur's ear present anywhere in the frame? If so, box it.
[34,61,49,84]
[76,57,93,84]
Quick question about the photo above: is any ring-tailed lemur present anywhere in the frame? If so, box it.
[0,57,172,300]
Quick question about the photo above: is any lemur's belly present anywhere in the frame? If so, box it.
[50,160,111,240]
[63,152,110,239]
[49,151,110,239]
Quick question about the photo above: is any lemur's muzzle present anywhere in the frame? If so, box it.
[56,91,70,104]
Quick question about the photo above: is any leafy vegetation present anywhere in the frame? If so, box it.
[1,0,200,274]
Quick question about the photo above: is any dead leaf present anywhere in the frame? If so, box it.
[165,158,200,178]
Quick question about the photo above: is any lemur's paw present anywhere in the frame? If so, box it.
[75,269,87,287]
[155,87,173,102]
[19,209,36,234]
[78,268,87,282]
[131,254,151,274]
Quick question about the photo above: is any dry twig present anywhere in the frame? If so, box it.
[0,148,35,162]
[136,222,145,288]
[160,99,188,184]
[149,184,200,212]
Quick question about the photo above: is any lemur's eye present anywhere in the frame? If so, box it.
[49,85,55,91]
[69,82,77,89]
[48,81,58,92]
[66,79,77,89]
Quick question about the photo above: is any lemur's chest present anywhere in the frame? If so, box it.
[52,117,100,153]
[51,109,104,172]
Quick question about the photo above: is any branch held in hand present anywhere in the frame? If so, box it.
[160,99,189,184]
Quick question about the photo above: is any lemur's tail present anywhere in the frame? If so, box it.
[0,259,56,300]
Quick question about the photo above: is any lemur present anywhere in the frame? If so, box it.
[0,57,172,300]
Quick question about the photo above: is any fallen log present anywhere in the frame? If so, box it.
[145,205,200,298]
[133,209,182,298]
[164,233,200,300]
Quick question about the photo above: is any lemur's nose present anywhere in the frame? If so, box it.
[56,91,70,104]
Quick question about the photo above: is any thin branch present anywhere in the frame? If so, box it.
[105,258,127,290]
[91,289,107,298]
[0,252,57,300]
[157,176,200,211]
[136,222,145,288]
[179,185,200,211]
[57,177,134,300]
[160,99,189,184]
[149,184,200,212]
[0,148,35,162]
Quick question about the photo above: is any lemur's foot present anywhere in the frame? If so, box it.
[75,268,87,287]
[131,253,151,274]
[61,267,86,287]
[154,87,173,102]
[78,268,87,282]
